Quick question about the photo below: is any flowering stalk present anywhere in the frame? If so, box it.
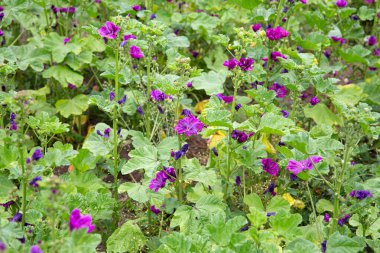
[175,98,183,203]
[18,104,27,229]
[145,46,152,139]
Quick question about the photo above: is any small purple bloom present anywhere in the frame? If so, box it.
[29,176,42,188]
[216,93,234,104]
[223,58,238,70]
[212,147,219,156]
[324,213,330,223]
[0,242,6,251]
[123,34,137,41]
[338,214,351,226]
[157,105,164,114]
[331,36,345,45]
[240,225,249,232]
[137,106,144,115]
[261,158,279,176]
[266,26,289,40]
[150,89,169,102]
[181,109,192,117]
[63,37,71,45]
[269,82,288,98]
[251,24,262,32]
[32,149,43,161]
[0,30,3,37]
[117,94,127,105]
[267,212,277,217]
[289,173,298,181]
[0,201,15,211]
[30,245,42,253]
[130,45,144,59]
[335,0,348,7]
[235,176,241,186]
[69,6,76,13]
[11,213,22,222]
[26,158,31,164]
[69,208,95,233]
[192,51,199,58]
[67,83,76,89]
[264,182,277,196]
[271,51,287,61]
[165,167,176,182]
[231,130,253,143]
[238,58,254,71]
[235,104,242,111]
[373,48,380,56]
[150,205,160,214]
[282,17,287,23]
[351,160,355,166]
[109,91,115,101]
[103,128,111,138]
[51,5,59,14]
[175,116,204,137]
[132,5,141,11]
[349,190,373,200]
[310,96,320,106]
[0,6,4,12]
[149,171,168,192]
[368,36,377,46]
[321,240,327,253]
[150,14,157,20]
[96,130,103,137]
[187,82,193,88]
[281,110,289,118]
[60,7,68,13]
[98,21,120,40]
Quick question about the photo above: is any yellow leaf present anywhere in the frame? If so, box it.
[209,131,226,148]
[262,134,276,154]
[293,200,305,209]
[194,100,209,114]
[283,193,295,206]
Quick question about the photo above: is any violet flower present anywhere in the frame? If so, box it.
[349,190,373,200]
[63,37,71,45]
[123,34,137,41]
[335,0,348,8]
[175,115,204,137]
[281,110,289,118]
[300,0,307,4]
[149,171,168,192]
[117,94,127,105]
[338,214,350,226]
[231,130,254,143]
[331,36,345,45]
[264,182,277,196]
[212,147,219,156]
[150,89,169,102]
[223,58,238,70]
[271,51,287,61]
[109,91,115,101]
[287,156,323,175]
[103,128,111,138]
[29,176,42,188]
[261,158,279,176]
[137,106,144,115]
[132,5,141,11]
[310,96,320,105]
[150,205,161,214]
[11,213,22,222]
[235,104,242,111]
[373,48,380,56]
[67,83,76,89]
[324,213,330,223]
[321,240,327,253]
[187,82,193,88]
[215,93,234,104]
[368,36,377,46]
[0,242,6,252]
[69,208,95,233]
[98,21,120,39]
[32,149,43,161]
[266,26,289,40]
[150,14,157,20]
[269,83,288,98]
[173,144,189,160]
[235,176,241,186]
[251,24,262,32]
[30,245,42,253]
[0,200,15,211]
[181,109,192,117]
[129,45,144,59]
[238,58,254,71]
[69,6,75,13]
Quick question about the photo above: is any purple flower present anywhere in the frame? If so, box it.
[223,58,238,70]
[271,51,287,61]
[130,45,144,59]
[0,13,4,22]
[216,93,234,104]
[98,21,120,39]
[69,6,76,13]
[261,158,279,176]
[132,5,141,11]
[149,171,168,192]
[231,130,254,143]
[0,29,3,37]
[266,26,289,40]
[173,144,189,160]
[310,96,320,106]
[104,128,111,138]
[289,173,298,181]
[67,83,77,89]
[0,6,4,12]
[69,209,95,233]
[235,176,241,186]
[335,0,348,7]
[300,0,307,4]
[26,158,31,164]
[365,0,375,3]
[123,34,137,41]
[287,156,323,175]
[32,149,43,161]
[269,83,288,98]
[281,110,289,118]
[137,106,144,115]
[321,240,327,253]
[212,147,219,156]
[30,245,42,253]
[187,82,193,88]
[192,51,199,58]
[324,213,330,223]
[109,91,115,101]
[9,113,17,130]
[150,14,157,20]
[351,160,356,166]
[368,36,377,46]
[349,190,373,200]
[181,109,192,117]
[282,17,287,23]
[267,212,277,217]
[238,58,254,71]
[175,116,204,137]
[338,214,351,226]
[165,167,176,182]
[0,242,6,251]
[373,48,380,56]
[150,205,161,214]
[0,201,14,211]
[29,176,42,188]
[117,94,127,105]
[251,24,262,32]
[51,5,59,14]
[60,7,68,13]
[11,213,22,222]
[63,37,71,45]
[157,105,164,114]
[235,104,242,111]
[150,89,169,102]
[331,36,346,45]
[264,182,277,196]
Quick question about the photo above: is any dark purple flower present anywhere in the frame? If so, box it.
[109,91,115,101]
[173,144,189,160]
[310,96,320,105]
[67,83,76,89]
[187,82,193,88]
[365,0,375,3]
[181,109,192,117]
[165,167,176,182]
[264,182,277,195]
[60,7,68,13]
[0,6,4,12]
[51,5,59,14]
[149,171,168,192]
[69,208,95,233]
[335,0,348,7]
[235,176,241,186]
[150,205,161,214]
[282,17,287,22]
[150,14,157,20]
[98,21,120,39]
[271,51,287,61]
[289,173,298,181]
[63,37,71,45]
[129,45,144,59]
[240,225,249,231]
[132,5,141,11]
[331,36,345,45]
[96,130,103,137]
[324,213,330,223]
[103,128,111,138]
[157,105,164,114]
[269,83,288,98]
[216,93,234,104]
[10,121,17,130]
[283,7,289,13]
[11,213,22,222]
[261,158,279,176]
[0,201,15,211]
[300,91,310,100]
[238,58,254,71]
[351,160,356,166]
[338,214,351,226]
[321,240,327,253]
[235,104,242,111]
[150,89,169,102]
[296,46,303,53]
[123,34,137,41]
[231,130,254,143]
[212,147,219,156]
[267,212,277,217]
[323,50,331,58]
[368,36,377,46]
[30,245,42,253]
[223,58,238,70]
[69,6,76,13]
[349,190,373,200]
[29,176,42,188]
[26,158,31,164]
[373,48,380,56]
[350,14,359,20]
[32,149,43,161]
[266,26,289,40]
[117,94,127,105]
[191,51,199,58]
[252,24,262,32]
[175,116,204,136]
[281,110,289,118]
[0,13,4,22]
[0,30,4,37]
[137,106,144,115]
[0,242,6,251]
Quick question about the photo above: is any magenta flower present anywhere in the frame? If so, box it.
[30,245,42,253]
[150,205,161,214]
[324,213,330,223]
[373,48,380,56]
[132,5,141,11]
[175,115,204,137]
[216,93,234,104]
[266,26,289,40]
[0,242,5,252]
[149,171,168,192]
[69,209,95,233]
[129,45,144,59]
[331,36,346,45]
[238,58,254,71]
[281,110,289,118]
[69,6,76,13]
[261,158,279,176]
[63,37,71,45]
[269,83,288,98]
[231,130,254,143]
[310,96,320,105]
[123,34,136,41]
[338,214,350,226]
[150,89,170,102]
[287,156,323,175]
[98,21,120,39]
[223,58,238,70]
[0,29,4,37]
[335,0,348,7]
[368,36,377,46]
[300,0,307,4]
[165,167,176,182]
[365,0,375,3]
[251,24,262,32]
[271,51,287,61]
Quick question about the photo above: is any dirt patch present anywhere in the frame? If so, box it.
[186,135,209,165]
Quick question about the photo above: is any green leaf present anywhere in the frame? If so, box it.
[245,86,276,105]
[267,196,290,213]
[0,175,15,203]
[326,232,364,253]
[206,215,247,246]
[316,199,334,213]
[118,182,148,203]
[258,113,295,135]
[10,44,50,72]
[184,158,218,186]
[65,51,93,71]
[43,32,81,63]
[165,33,190,48]
[62,229,101,253]
[69,149,99,173]
[190,13,219,32]
[27,112,69,135]
[0,221,23,248]
[107,221,146,253]
[170,205,197,234]
[43,65,84,87]
[285,238,320,253]
[247,208,267,228]
[332,84,367,106]
[270,210,302,240]
[304,104,343,126]
[191,71,227,95]
[157,137,179,161]
[82,123,113,157]
[228,0,262,9]
[121,145,159,177]
[55,94,89,118]
[42,142,78,168]
[244,193,265,211]
[357,6,376,21]
[339,45,371,65]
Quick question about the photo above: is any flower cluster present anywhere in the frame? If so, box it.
[69,209,95,233]
[349,190,373,200]
[29,176,42,188]
[171,144,189,160]
[261,158,279,176]
[223,58,254,71]
[149,167,176,192]
[231,130,254,143]
[26,149,43,164]
[215,93,234,104]
[30,245,43,253]
[9,113,17,131]
[264,182,277,196]
[269,83,288,98]
[266,26,289,40]
[150,89,171,102]
[310,96,320,106]
[287,156,323,175]
[51,5,76,15]
[175,115,204,137]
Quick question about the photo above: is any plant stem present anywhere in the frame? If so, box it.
[42,0,50,29]
[145,47,152,139]
[274,0,286,28]
[175,98,183,203]
[19,104,27,229]
[306,182,321,241]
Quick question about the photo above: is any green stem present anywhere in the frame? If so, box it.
[145,47,152,139]
[175,98,183,203]
[306,182,321,241]
[274,0,286,28]
[42,0,50,29]
[19,104,26,229]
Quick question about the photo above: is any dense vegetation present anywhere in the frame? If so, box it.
[0,0,379,252]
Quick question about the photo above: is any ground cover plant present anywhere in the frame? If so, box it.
[0,0,379,252]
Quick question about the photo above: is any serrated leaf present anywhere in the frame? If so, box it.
[56,94,89,118]
[326,232,364,253]
[107,221,146,253]
[304,104,343,126]
[43,65,84,87]
[118,182,148,203]
[69,149,99,172]
[191,71,227,95]
[316,199,334,213]
[258,113,295,135]
[332,84,367,106]
[121,146,159,177]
